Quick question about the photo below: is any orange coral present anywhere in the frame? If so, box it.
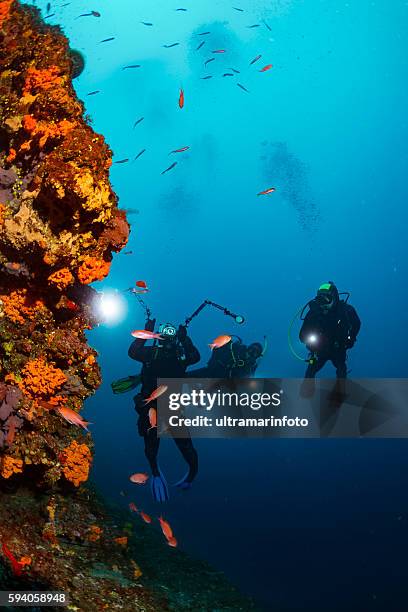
[0,0,13,30]
[21,114,75,150]
[1,455,23,479]
[23,65,63,95]
[87,525,103,542]
[48,268,74,290]
[0,202,6,225]
[18,556,32,567]
[61,440,92,487]
[77,257,110,285]
[20,357,66,398]
[0,289,45,324]
[6,147,16,163]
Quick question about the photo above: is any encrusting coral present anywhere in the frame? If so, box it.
[0,0,129,490]
[60,439,92,487]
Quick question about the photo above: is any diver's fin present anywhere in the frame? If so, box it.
[151,467,169,502]
[173,471,193,490]
[111,374,142,394]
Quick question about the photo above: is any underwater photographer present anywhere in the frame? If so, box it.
[298,282,361,386]
[128,318,200,502]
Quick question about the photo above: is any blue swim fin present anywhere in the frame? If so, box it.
[174,472,192,490]
[150,467,169,502]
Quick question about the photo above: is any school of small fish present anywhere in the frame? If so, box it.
[126,498,178,547]
[42,1,278,196]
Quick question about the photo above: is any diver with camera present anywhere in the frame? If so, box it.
[128,318,200,502]
[299,281,361,380]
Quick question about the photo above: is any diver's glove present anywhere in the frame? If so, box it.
[151,468,169,502]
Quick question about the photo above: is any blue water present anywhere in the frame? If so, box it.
[26,0,408,609]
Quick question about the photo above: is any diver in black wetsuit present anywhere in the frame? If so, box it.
[189,337,264,379]
[128,319,200,502]
[299,281,361,380]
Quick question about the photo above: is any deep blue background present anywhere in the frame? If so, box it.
[25,0,408,609]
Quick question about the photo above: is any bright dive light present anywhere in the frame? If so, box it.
[97,291,127,326]
[307,334,318,345]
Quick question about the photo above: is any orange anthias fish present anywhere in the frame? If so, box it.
[56,406,91,431]
[158,516,174,540]
[136,280,148,288]
[167,536,178,548]
[130,472,149,485]
[212,49,226,54]
[257,187,276,196]
[129,502,139,513]
[178,88,184,108]
[143,385,168,405]
[260,64,273,72]
[209,334,232,350]
[131,330,163,340]
[140,512,152,524]
[148,408,157,430]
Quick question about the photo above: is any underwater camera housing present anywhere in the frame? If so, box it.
[158,323,177,338]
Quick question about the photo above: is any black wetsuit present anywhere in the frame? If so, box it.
[300,300,361,378]
[190,340,259,379]
[128,319,200,481]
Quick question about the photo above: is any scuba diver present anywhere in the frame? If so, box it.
[299,281,361,380]
[189,337,265,379]
[128,318,200,502]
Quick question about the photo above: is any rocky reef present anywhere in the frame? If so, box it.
[0,3,257,610]
[0,0,129,491]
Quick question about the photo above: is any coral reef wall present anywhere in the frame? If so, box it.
[0,0,129,489]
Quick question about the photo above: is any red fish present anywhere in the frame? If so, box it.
[167,537,178,548]
[212,49,226,54]
[143,385,168,405]
[148,408,157,430]
[140,512,152,524]
[65,299,79,311]
[178,88,184,108]
[2,542,23,576]
[260,64,273,72]
[56,406,91,431]
[257,187,276,196]
[158,516,174,540]
[130,472,149,485]
[171,146,190,154]
[129,502,139,513]
[131,330,163,340]
[209,335,231,350]
[135,280,148,288]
